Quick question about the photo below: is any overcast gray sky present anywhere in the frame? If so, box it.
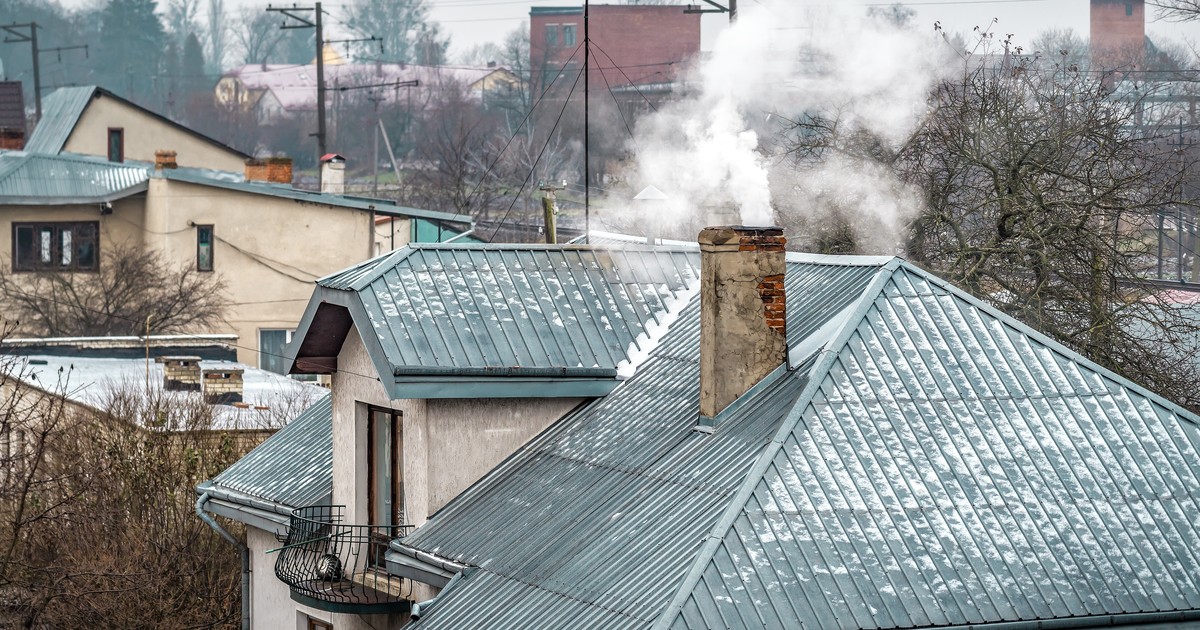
[54,0,1199,61]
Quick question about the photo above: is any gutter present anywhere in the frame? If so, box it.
[924,610,1200,630]
[196,493,251,630]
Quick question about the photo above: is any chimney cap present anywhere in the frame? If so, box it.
[634,185,668,201]
[321,153,345,164]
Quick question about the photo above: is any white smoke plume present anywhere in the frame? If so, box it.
[624,1,949,247]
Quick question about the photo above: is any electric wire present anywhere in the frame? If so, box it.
[487,63,585,242]
[587,41,660,113]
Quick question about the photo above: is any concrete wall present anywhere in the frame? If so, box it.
[373,217,412,257]
[144,177,374,364]
[63,94,246,171]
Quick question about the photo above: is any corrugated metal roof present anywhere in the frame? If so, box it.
[667,265,1200,629]
[317,244,701,376]
[0,81,26,133]
[399,256,882,629]
[0,151,149,204]
[209,394,332,509]
[401,259,1200,629]
[23,85,94,153]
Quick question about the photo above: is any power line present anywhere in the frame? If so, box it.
[488,63,585,242]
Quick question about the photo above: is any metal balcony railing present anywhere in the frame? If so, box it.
[274,505,415,614]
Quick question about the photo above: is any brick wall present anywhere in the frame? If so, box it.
[1091,0,1144,69]
[202,368,244,405]
[162,356,202,392]
[530,5,701,95]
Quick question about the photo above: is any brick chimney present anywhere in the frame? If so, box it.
[202,367,244,405]
[698,226,787,419]
[320,153,346,195]
[154,150,178,170]
[245,157,293,184]
[160,355,201,391]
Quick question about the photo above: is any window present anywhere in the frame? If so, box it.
[259,329,294,375]
[304,616,332,630]
[12,222,98,272]
[196,225,214,272]
[545,23,559,48]
[368,406,403,565]
[1126,2,1134,15]
[107,128,124,162]
[562,23,577,47]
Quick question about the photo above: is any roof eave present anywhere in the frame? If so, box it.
[0,181,148,205]
[388,376,619,399]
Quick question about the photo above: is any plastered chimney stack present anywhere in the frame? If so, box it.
[320,153,346,195]
[698,226,787,419]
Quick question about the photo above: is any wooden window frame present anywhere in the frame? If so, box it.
[107,127,124,163]
[366,406,403,566]
[11,221,100,273]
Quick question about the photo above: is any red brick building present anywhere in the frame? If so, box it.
[530,5,701,96]
[1090,0,1145,70]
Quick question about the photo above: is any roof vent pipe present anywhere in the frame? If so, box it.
[320,153,346,195]
[698,226,787,419]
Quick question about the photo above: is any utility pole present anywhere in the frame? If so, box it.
[267,3,327,161]
[539,181,566,244]
[584,1,590,244]
[2,23,89,124]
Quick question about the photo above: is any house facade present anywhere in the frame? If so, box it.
[0,150,471,369]
[199,228,1200,629]
[25,86,250,171]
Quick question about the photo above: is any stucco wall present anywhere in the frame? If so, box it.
[63,95,246,171]
[144,178,373,365]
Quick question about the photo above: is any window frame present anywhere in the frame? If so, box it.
[107,127,124,163]
[545,23,560,48]
[11,221,100,273]
[562,23,577,47]
[196,224,214,272]
[366,405,403,566]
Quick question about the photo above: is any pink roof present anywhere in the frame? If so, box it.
[226,63,512,112]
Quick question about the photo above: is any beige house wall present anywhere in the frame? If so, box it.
[144,178,374,365]
[62,95,246,171]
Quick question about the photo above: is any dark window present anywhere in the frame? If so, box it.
[107,128,124,162]
[1126,2,1133,15]
[196,225,213,271]
[258,329,292,374]
[367,406,403,566]
[562,23,577,47]
[12,222,98,272]
[545,23,559,48]
[306,618,332,630]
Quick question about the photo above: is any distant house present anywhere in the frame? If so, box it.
[216,63,523,124]
[198,228,1200,629]
[0,150,472,369]
[25,86,250,171]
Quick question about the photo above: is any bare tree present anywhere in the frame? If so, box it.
[1149,0,1200,21]
[0,243,227,338]
[783,42,1200,408]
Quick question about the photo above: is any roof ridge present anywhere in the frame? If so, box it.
[649,257,904,630]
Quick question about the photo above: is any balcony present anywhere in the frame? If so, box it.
[274,505,415,614]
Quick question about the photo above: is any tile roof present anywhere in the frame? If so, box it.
[293,244,702,397]
[397,257,1200,629]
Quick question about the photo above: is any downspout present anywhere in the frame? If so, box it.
[197,493,251,630]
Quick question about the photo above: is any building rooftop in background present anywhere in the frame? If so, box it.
[3,335,325,432]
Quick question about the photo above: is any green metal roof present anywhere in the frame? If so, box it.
[0,151,148,204]
[397,258,1200,629]
[290,243,702,398]
[23,86,93,154]
[201,393,331,516]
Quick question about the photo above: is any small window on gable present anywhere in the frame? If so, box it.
[196,225,214,272]
[107,128,124,162]
[545,23,559,48]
